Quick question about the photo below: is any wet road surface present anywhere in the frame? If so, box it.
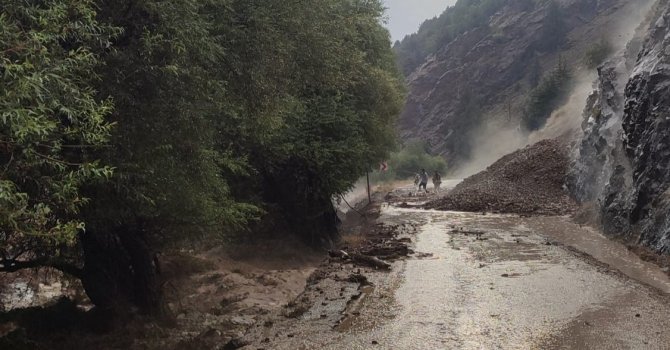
[248,199,670,349]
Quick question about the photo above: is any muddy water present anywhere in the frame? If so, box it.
[326,207,670,349]
[248,200,670,349]
[527,217,670,294]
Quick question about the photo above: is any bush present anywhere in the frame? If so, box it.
[373,141,448,182]
[522,59,571,131]
[1,0,404,315]
[584,39,614,69]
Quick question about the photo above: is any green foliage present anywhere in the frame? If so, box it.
[83,0,260,240]
[522,59,571,130]
[215,0,404,241]
[374,141,447,182]
[394,0,511,75]
[584,39,614,69]
[3,0,402,249]
[0,0,116,252]
[1,0,403,310]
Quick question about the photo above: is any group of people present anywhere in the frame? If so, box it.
[414,169,442,193]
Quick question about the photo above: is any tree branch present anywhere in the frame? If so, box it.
[0,258,83,279]
[31,151,83,167]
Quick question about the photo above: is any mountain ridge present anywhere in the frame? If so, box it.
[397,0,653,172]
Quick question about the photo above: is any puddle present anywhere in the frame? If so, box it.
[336,285,375,332]
[526,217,670,294]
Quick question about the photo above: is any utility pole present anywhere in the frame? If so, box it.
[366,170,372,205]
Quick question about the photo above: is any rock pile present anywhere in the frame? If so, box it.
[425,139,576,215]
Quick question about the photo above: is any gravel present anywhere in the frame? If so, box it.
[424,139,576,215]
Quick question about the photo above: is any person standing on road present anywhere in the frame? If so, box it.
[419,169,429,193]
[432,170,442,193]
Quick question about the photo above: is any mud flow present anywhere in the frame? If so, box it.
[249,199,670,349]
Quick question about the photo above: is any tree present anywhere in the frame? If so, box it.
[584,38,613,69]
[245,0,404,244]
[78,0,402,313]
[79,0,260,316]
[1,0,404,318]
[522,59,571,130]
[373,141,448,182]
[1,1,115,276]
[198,0,404,245]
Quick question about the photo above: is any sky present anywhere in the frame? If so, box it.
[383,0,458,42]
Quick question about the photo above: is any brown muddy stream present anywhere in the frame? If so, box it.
[5,191,670,349]
[253,203,670,349]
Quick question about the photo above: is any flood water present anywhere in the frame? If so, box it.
[253,200,670,349]
[338,207,670,349]
[7,185,670,349]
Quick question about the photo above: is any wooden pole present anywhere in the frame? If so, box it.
[366,170,372,204]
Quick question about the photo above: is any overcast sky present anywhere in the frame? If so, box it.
[383,0,457,42]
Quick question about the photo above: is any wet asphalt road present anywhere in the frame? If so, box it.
[248,193,670,349]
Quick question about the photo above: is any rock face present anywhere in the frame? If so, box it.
[400,0,650,168]
[571,1,670,253]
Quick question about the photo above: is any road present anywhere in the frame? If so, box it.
[246,188,670,350]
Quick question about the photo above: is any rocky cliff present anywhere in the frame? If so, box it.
[399,0,652,170]
[571,0,670,253]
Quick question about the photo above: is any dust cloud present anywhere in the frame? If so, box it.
[451,123,527,179]
[528,71,597,143]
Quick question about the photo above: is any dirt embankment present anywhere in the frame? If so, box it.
[425,139,576,215]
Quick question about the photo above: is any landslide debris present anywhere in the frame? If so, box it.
[425,139,576,215]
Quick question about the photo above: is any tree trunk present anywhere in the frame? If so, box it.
[80,223,167,318]
[262,163,341,247]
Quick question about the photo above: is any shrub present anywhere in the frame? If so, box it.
[374,141,448,182]
[584,39,614,69]
[522,59,571,130]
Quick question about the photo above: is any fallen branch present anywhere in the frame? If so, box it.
[351,253,391,270]
[328,250,350,259]
[0,258,83,278]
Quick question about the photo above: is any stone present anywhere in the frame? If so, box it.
[570,2,670,253]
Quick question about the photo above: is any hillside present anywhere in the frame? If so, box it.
[396,0,653,171]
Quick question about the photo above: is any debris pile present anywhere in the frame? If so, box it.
[425,139,576,215]
[328,223,417,270]
[277,221,417,322]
